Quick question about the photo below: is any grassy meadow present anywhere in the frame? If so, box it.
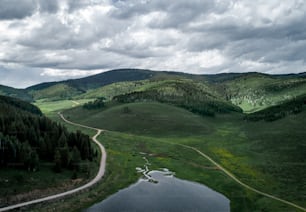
[35,100,304,211]
[31,130,297,212]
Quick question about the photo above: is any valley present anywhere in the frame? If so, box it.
[0,69,305,211]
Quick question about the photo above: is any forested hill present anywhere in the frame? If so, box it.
[113,79,242,116]
[0,95,42,116]
[245,94,306,121]
[0,96,95,172]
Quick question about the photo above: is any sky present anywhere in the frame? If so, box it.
[0,0,306,88]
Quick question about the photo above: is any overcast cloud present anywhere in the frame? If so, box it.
[0,0,305,88]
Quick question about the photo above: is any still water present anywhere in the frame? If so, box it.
[86,165,230,212]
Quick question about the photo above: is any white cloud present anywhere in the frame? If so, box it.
[0,0,305,87]
[40,68,103,77]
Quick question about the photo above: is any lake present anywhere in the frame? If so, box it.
[86,166,230,212]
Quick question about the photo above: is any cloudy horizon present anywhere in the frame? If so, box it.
[0,0,306,88]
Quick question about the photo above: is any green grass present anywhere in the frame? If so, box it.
[65,102,212,136]
[74,79,220,101]
[24,95,305,211]
[58,101,306,211]
[75,81,146,100]
[30,131,296,212]
[34,99,93,115]
[29,83,83,101]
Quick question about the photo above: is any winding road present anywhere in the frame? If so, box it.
[178,144,306,211]
[0,113,106,212]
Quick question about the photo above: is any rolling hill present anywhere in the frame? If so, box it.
[28,69,306,114]
[2,69,306,115]
[65,102,212,136]
[0,85,33,102]
[22,69,158,102]
[215,72,306,112]
[1,69,306,211]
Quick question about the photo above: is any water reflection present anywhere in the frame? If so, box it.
[86,157,230,212]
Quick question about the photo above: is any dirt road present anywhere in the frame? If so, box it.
[178,144,306,211]
[0,113,106,212]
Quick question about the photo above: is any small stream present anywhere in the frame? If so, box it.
[86,156,230,212]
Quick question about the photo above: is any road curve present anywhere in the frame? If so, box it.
[0,112,107,212]
[178,143,306,212]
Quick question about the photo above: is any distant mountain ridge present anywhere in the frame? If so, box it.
[1,69,306,113]
[26,69,156,91]
[0,84,33,102]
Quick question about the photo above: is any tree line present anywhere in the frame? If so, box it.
[245,94,306,121]
[113,82,242,117]
[83,97,106,110]
[0,96,96,173]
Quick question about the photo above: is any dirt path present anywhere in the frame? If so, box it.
[71,100,80,105]
[178,143,306,211]
[0,113,106,212]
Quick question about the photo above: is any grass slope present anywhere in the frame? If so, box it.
[34,99,93,115]
[220,73,306,112]
[245,93,306,121]
[27,69,156,93]
[113,79,242,116]
[62,101,306,211]
[0,85,33,102]
[29,83,84,101]
[66,102,211,136]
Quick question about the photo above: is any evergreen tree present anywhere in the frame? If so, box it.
[60,146,70,168]
[54,149,62,172]
[71,146,81,171]
[28,150,39,172]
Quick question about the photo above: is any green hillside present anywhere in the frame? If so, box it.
[218,73,306,113]
[245,94,306,121]
[27,69,157,94]
[66,102,211,136]
[0,95,41,115]
[26,69,204,101]
[27,69,306,115]
[75,80,146,100]
[113,79,242,116]
[0,85,33,102]
[0,69,301,113]
[29,83,84,101]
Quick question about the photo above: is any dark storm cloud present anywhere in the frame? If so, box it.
[0,0,61,20]
[66,0,95,12]
[182,2,306,66]
[39,0,59,13]
[111,0,218,29]
[0,0,37,20]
